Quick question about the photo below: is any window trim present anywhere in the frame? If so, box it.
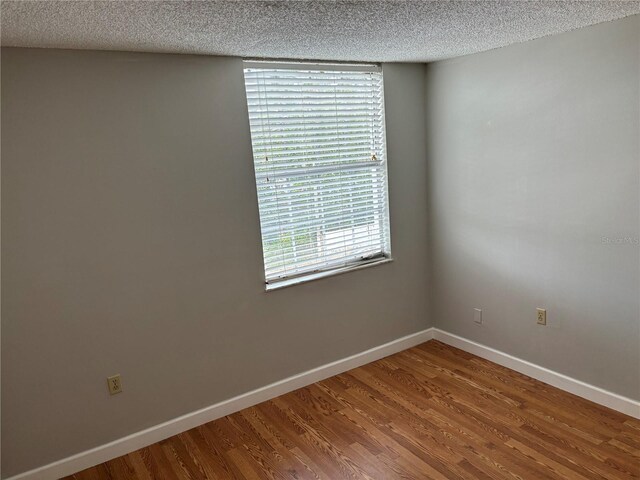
[265,256,393,291]
[244,60,392,290]
[243,60,382,73]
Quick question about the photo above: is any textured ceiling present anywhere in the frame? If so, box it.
[1,1,638,62]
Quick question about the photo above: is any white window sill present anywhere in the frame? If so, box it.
[265,257,393,292]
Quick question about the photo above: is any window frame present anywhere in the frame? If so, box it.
[243,60,393,290]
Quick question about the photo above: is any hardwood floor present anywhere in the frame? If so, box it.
[65,340,640,479]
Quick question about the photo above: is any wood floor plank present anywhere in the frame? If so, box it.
[62,341,640,479]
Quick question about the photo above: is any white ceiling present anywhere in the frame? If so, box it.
[1,1,638,63]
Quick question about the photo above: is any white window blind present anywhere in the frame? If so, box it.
[243,62,391,288]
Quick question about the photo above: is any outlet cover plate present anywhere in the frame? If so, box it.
[537,308,547,325]
[107,374,122,395]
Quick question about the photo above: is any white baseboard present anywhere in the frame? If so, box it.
[6,328,435,480]
[433,329,640,419]
[9,326,639,479]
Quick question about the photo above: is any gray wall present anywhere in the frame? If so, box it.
[426,15,639,401]
[1,49,430,477]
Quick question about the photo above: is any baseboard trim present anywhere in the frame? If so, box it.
[10,326,639,479]
[6,328,435,480]
[433,328,640,419]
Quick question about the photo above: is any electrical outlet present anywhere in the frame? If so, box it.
[107,374,123,395]
[474,308,482,325]
[537,308,547,325]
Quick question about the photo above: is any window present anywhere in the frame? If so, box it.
[243,61,391,289]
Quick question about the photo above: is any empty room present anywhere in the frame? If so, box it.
[1,1,639,479]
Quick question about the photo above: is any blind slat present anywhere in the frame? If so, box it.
[244,63,391,284]
[264,233,386,259]
[256,178,388,202]
[258,188,387,211]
